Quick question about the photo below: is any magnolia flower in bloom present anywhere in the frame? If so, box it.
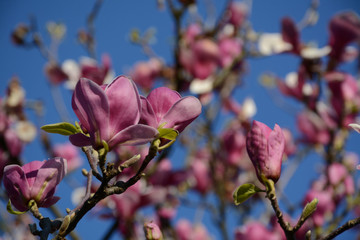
[131,58,163,91]
[53,143,83,172]
[235,222,280,240]
[281,17,301,55]
[3,158,67,212]
[140,87,202,133]
[227,2,248,28]
[175,219,211,240]
[69,77,158,150]
[246,120,285,183]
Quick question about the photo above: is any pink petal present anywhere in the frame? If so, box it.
[22,160,43,188]
[72,78,110,144]
[139,96,158,128]
[146,87,181,124]
[105,76,141,135]
[69,133,92,147]
[267,124,285,181]
[108,124,158,148]
[40,196,60,208]
[161,96,202,132]
[3,165,31,211]
[30,158,67,203]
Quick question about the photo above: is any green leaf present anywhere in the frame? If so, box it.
[233,183,263,205]
[301,198,318,220]
[41,122,78,136]
[158,128,179,141]
[7,200,27,215]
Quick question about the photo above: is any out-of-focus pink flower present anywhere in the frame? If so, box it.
[4,129,22,157]
[131,58,163,91]
[44,62,68,85]
[69,77,158,150]
[144,221,163,240]
[282,129,296,157]
[296,110,331,145]
[189,149,211,194]
[180,38,219,80]
[140,87,202,133]
[234,222,279,240]
[0,150,9,183]
[228,2,248,28]
[281,17,301,55]
[222,122,246,166]
[328,11,360,61]
[149,159,188,187]
[328,163,347,186]
[246,120,285,184]
[277,66,319,109]
[53,143,83,172]
[3,158,67,212]
[325,72,360,125]
[175,219,211,240]
[81,54,112,85]
[218,37,242,67]
[303,188,335,226]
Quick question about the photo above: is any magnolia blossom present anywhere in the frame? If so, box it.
[53,143,83,172]
[246,120,285,183]
[235,222,280,240]
[131,58,163,91]
[175,219,211,240]
[227,2,248,28]
[281,17,301,54]
[328,11,360,61]
[69,77,158,150]
[218,37,242,67]
[144,221,163,240]
[3,158,67,211]
[140,87,202,133]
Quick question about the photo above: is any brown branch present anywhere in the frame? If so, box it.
[320,217,360,240]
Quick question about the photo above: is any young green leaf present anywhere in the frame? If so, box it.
[157,128,179,141]
[233,183,263,205]
[301,198,318,220]
[7,200,27,215]
[41,122,78,136]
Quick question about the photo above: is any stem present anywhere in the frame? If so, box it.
[320,217,360,240]
[266,179,294,240]
[101,219,119,240]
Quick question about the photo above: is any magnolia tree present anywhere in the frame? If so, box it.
[1,0,360,239]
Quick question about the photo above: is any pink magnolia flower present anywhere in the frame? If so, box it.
[218,37,242,67]
[328,11,360,61]
[3,158,67,212]
[281,17,301,55]
[69,77,158,150]
[140,87,202,133]
[131,58,163,91]
[4,128,23,157]
[221,122,246,166]
[44,62,68,85]
[175,219,211,240]
[180,38,219,80]
[228,2,248,28]
[81,54,112,85]
[53,143,83,172]
[235,222,279,240]
[246,120,285,183]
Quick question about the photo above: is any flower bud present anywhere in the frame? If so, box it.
[144,221,163,240]
[246,120,285,184]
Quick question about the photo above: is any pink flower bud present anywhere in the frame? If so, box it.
[281,17,301,54]
[144,221,163,240]
[3,158,67,212]
[246,120,285,183]
[44,62,68,85]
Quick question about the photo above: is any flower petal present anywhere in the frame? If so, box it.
[108,124,158,148]
[139,96,158,128]
[30,158,67,205]
[69,133,92,147]
[267,124,285,181]
[3,165,31,211]
[105,76,142,135]
[72,78,110,144]
[146,87,181,124]
[161,96,202,132]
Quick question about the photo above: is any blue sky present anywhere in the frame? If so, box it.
[1,0,360,239]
